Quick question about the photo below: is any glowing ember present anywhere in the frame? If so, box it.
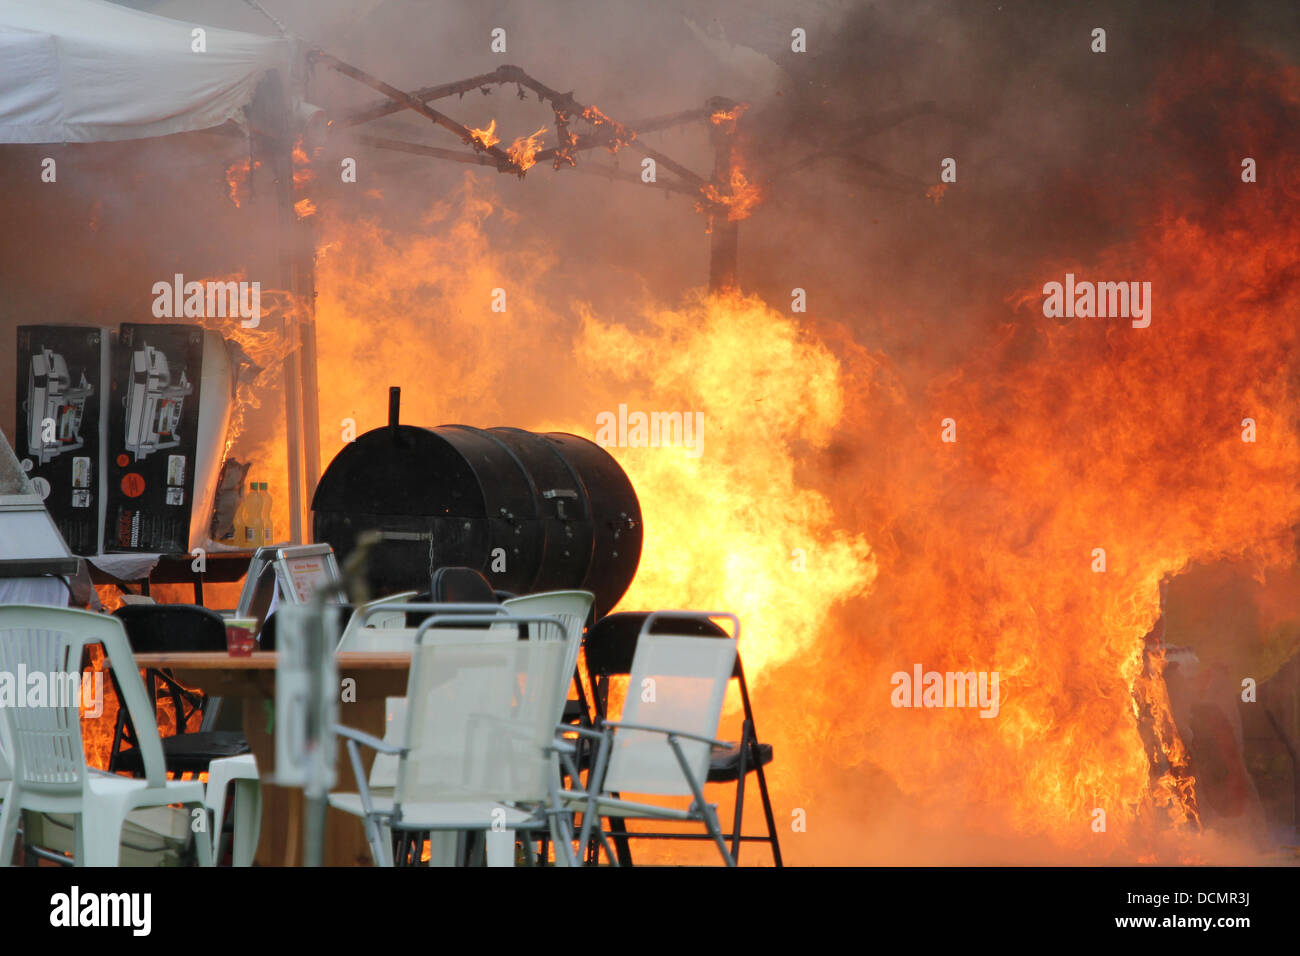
[926,183,948,204]
[580,105,635,152]
[295,197,317,219]
[709,103,749,131]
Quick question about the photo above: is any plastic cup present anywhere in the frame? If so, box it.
[225,618,258,657]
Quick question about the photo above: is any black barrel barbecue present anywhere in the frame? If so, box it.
[311,388,642,615]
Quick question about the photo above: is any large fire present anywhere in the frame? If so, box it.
[185,45,1300,865]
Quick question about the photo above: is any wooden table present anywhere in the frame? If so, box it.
[90,551,257,605]
[133,651,411,866]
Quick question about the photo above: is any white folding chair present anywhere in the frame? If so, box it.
[329,615,575,867]
[0,606,217,867]
[561,611,740,866]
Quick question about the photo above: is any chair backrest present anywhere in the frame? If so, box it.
[394,629,567,809]
[112,603,227,652]
[0,605,167,793]
[602,613,738,798]
[338,603,511,652]
[364,591,420,630]
[430,566,497,604]
[584,612,732,719]
[501,590,593,700]
[336,591,419,650]
[239,561,279,633]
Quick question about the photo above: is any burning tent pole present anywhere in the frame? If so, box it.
[319,55,738,289]
[310,52,525,173]
[248,72,320,545]
[706,97,743,294]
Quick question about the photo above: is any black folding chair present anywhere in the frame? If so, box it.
[582,612,783,866]
[107,604,252,777]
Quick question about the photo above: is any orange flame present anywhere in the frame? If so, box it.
[709,103,749,132]
[506,127,547,174]
[224,159,260,208]
[580,105,635,152]
[469,119,500,150]
[697,161,763,230]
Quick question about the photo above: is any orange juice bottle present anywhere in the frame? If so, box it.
[259,482,274,544]
[236,481,260,548]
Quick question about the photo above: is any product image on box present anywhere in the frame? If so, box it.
[104,323,232,554]
[123,343,193,461]
[25,346,94,464]
[14,326,111,556]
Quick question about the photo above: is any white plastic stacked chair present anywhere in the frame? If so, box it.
[329,613,576,866]
[500,590,593,706]
[563,611,741,866]
[335,591,421,650]
[204,754,261,867]
[0,605,227,866]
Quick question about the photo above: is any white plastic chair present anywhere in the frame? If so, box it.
[336,591,421,649]
[329,616,576,867]
[0,605,215,867]
[337,600,506,652]
[561,611,740,866]
[204,754,261,867]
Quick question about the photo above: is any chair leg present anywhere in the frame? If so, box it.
[0,788,20,866]
[191,801,214,867]
[752,739,783,867]
[606,803,634,865]
[231,779,262,867]
[700,801,737,868]
[729,721,752,863]
[427,831,458,866]
[368,820,395,867]
[78,798,127,867]
[484,828,514,867]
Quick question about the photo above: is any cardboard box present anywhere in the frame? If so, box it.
[13,325,111,555]
[103,323,232,553]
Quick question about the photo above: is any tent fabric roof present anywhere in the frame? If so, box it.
[0,0,292,143]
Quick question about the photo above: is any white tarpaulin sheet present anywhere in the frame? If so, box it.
[0,0,291,143]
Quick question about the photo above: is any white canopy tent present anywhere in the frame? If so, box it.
[0,0,294,143]
[0,0,322,546]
